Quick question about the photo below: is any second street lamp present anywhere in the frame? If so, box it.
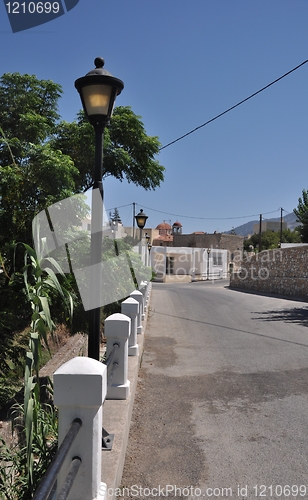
[135,209,148,259]
[75,58,124,360]
[145,232,150,266]
[207,248,211,280]
[145,232,150,245]
[147,242,152,268]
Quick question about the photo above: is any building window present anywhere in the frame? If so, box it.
[212,253,222,266]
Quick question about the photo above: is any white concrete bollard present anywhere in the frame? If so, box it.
[144,281,149,309]
[146,281,151,306]
[130,290,143,334]
[139,281,147,317]
[53,357,107,500]
[121,297,139,356]
[104,313,131,400]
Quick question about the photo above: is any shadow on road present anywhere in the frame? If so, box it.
[253,307,308,328]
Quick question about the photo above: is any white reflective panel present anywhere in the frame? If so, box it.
[82,84,112,115]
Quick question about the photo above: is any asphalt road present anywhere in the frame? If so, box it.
[121,281,308,500]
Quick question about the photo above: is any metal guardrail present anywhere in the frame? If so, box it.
[101,342,120,450]
[32,418,82,500]
[56,456,82,500]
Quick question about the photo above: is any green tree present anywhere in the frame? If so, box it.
[0,74,165,257]
[0,72,164,331]
[52,106,165,192]
[294,189,308,242]
[110,207,122,223]
[244,228,300,251]
[0,73,78,337]
[0,72,61,145]
[0,73,78,258]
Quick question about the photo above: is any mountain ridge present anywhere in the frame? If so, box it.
[225,212,298,237]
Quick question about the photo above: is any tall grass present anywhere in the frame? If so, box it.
[0,240,73,499]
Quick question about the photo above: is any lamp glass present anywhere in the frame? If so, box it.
[136,216,147,229]
[81,84,112,116]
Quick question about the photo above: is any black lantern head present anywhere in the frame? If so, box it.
[75,57,124,127]
[135,209,148,229]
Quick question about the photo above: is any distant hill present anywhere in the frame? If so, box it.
[225,212,298,237]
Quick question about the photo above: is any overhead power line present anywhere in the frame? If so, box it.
[135,204,281,221]
[106,204,294,222]
[159,59,308,151]
[106,202,132,211]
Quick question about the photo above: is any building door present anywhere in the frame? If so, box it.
[166,256,174,275]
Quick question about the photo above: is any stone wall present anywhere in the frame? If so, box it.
[173,233,244,266]
[230,246,308,299]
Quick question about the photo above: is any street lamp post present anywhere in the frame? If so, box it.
[145,233,150,265]
[147,243,152,268]
[145,233,150,245]
[75,58,124,360]
[207,248,211,280]
[135,209,148,260]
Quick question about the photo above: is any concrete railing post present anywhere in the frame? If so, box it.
[146,281,151,306]
[121,298,139,356]
[144,281,150,310]
[130,290,143,334]
[53,357,107,500]
[105,313,131,400]
[139,281,147,318]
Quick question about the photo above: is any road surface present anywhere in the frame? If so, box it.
[121,281,308,499]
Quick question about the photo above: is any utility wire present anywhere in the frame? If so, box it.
[135,204,281,221]
[106,204,295,222]
[107,202,133,211]
[159,59,308,151]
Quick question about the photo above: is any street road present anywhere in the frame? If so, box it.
[121,281,308,499]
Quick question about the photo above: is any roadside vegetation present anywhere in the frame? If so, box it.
[294,189,308,243]
[244,228,301,252]
[0,71,162,498]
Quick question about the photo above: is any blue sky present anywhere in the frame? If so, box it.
[1,1,308,234]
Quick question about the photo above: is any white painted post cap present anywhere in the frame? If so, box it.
[54,357,107,407]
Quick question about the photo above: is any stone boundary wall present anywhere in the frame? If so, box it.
[230,247,308,299]
[173,233,244,259]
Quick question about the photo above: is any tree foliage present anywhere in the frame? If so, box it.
[294,189,308,242]
[244,228,301,251]
[52,106,165,192]
[0,72,62,143]
[0,73,77,256]
[110,207,122,222]
[0,73,164,255]
[0,71,163,333]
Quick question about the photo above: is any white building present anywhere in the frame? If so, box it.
[150,246,228,283]
[80,217,128,239]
